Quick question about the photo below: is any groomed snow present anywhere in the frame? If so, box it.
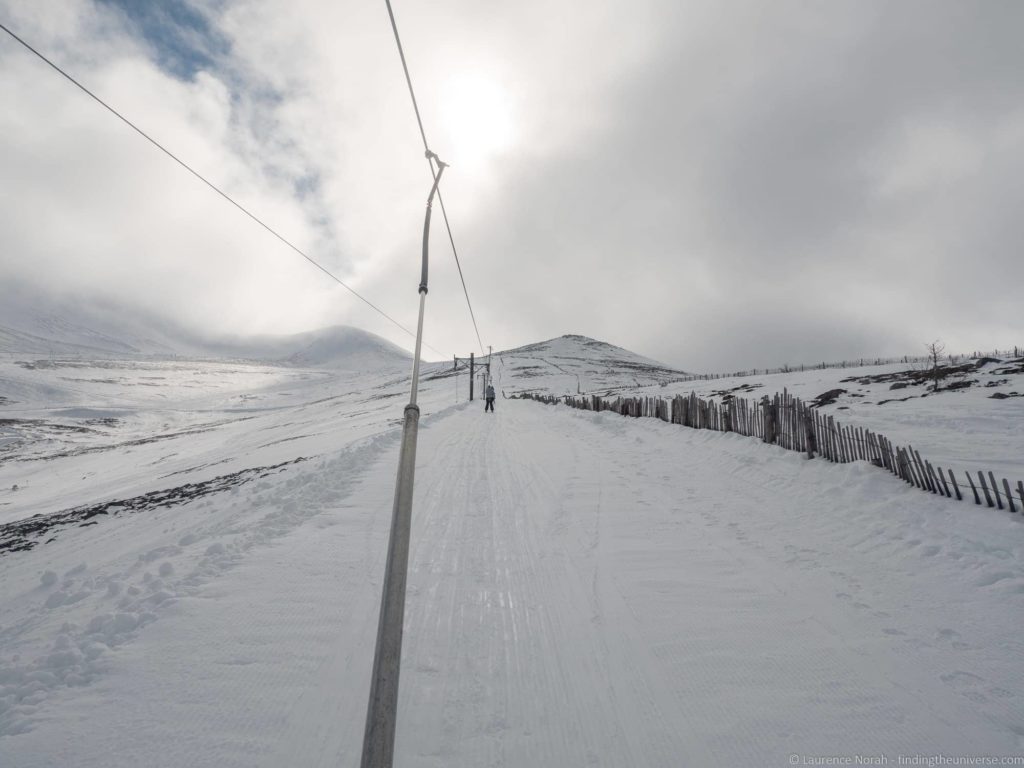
[1,350,1022,766]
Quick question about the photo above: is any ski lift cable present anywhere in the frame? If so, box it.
[0,20,446,359]
[383,0,486,356]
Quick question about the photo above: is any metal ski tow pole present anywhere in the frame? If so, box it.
[360,151,447,768]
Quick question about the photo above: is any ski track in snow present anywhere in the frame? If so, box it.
[1,376,1023,763]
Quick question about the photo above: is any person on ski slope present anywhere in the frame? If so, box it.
[485,383,496,412]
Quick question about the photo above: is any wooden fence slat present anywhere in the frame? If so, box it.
[815,411,824,460]
[803,409,816,459]
[965,471,981,504]
[783,395,789,450]
[977,471,995,507]
[920,452,935,492]
[913,450,930,492]
[895,448,907,483]
[910,449,925,487]
[989,471,1004,510]
[924,461,940,496]
[909,448,931,492]
[947,468,962,500]
[871,433,884,468]
[925,461,939,494]
[1003,478,1017,513]
[909,450,925,487]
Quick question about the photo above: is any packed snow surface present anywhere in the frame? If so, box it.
[498,337,1024,482]
[0,333,1022,767]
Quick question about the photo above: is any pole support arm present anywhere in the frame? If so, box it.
[419,151,447,294]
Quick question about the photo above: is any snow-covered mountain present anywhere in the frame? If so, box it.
[0,293,189,358]
[0,286,411,371]
[495,334,689,395]
[209,326,411,371]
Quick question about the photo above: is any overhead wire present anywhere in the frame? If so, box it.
[383,0,486,356]
[0,20,446,358]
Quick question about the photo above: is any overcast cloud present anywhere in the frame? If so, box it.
[1,0,1021,370]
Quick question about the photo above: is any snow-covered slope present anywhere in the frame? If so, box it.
[0,334,1022,766]
[606,357,1024,484]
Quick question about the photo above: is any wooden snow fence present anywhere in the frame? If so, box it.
[514,390,1024,515]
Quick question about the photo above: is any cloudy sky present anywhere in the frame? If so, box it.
[1,0,1021,371]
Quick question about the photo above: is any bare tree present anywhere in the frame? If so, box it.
[925,340,945,392]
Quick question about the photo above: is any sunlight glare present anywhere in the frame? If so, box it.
[438,72,515,171]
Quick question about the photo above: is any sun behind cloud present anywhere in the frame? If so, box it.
[437,71,515,172]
